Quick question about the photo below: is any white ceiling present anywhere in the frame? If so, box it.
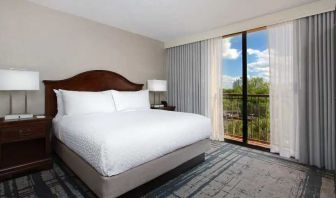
[27,0,318,42]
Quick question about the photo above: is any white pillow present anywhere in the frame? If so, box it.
[53,89,64,119]
[111,90,150,111]
[61,90,116,115]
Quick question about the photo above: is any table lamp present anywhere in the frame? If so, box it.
[147,80,167,107]
[0,69,39,120]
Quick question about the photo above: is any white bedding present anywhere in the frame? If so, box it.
[53,109,211,176]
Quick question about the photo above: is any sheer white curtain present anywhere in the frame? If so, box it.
[268,22,299,158]
[208,38,224,141]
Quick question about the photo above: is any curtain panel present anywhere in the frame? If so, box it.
[208,39,225,141]
[269,11,335,170]
[166,38,224,141]
[295,11,335,170]
[268,21,299,158]
[166,42,209,115]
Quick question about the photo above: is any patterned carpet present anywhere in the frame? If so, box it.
[0,141,335,198]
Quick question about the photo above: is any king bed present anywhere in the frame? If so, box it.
[43,70,211,197]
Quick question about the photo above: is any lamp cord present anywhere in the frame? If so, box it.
[25,90,28,114]
[9,92,12,114]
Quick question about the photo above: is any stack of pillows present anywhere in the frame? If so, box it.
[54,89,150,118]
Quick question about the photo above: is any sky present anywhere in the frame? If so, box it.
[222,30,269,88]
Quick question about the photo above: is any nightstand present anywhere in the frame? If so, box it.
[151,106,176,111]
[0,116,52,181]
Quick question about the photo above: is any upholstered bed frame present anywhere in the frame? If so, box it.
[43,70,210,197]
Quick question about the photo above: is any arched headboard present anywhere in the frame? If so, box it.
[43,70,143,117]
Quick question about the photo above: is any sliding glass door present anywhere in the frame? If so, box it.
[222,33,243,143]
[246,29,270,148]
[222,29,270,149]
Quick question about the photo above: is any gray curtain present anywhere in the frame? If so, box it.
[295,11,335,170]
[166,41,210,116]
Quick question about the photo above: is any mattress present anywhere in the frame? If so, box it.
[53,109,211,176]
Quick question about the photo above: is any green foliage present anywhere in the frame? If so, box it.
[247,77,269,95]
[224,77,269,94]
[223,77,270,143]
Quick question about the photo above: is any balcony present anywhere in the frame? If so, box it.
[223,93,270,148]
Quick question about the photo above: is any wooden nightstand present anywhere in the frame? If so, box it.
[0,116,52,181]
[151,106,176,111]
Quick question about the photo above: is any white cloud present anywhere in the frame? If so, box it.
[247,48,269,80]
[222,38,241,59]
[222,75,240,89]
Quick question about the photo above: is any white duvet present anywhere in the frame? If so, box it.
[53,109,211,176]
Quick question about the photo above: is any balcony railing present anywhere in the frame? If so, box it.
[223,93,270,147]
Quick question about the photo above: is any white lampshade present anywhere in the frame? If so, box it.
[0,69,39,91]
[147,80,167,92]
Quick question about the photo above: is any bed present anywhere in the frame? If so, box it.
[43,70,211,197]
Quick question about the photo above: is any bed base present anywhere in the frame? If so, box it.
[53,138,209,198]
[120,153,204,197]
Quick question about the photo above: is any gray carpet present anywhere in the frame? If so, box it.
[0,141,335,198]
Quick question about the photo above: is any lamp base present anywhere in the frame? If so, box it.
[4,114,34,120]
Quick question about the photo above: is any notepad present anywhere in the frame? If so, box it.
[36,115,46,119]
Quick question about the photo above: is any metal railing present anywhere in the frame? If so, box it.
[223,93,270,145]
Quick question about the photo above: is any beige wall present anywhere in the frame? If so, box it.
[0,0,165,116]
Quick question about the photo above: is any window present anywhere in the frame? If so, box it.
[222,28,270,149]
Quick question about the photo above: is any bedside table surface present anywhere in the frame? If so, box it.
[0,116,52,127]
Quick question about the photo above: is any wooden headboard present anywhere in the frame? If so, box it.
[43,70,143,117]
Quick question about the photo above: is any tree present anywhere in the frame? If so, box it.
[224,77,269,94]
[247,77,269,95]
